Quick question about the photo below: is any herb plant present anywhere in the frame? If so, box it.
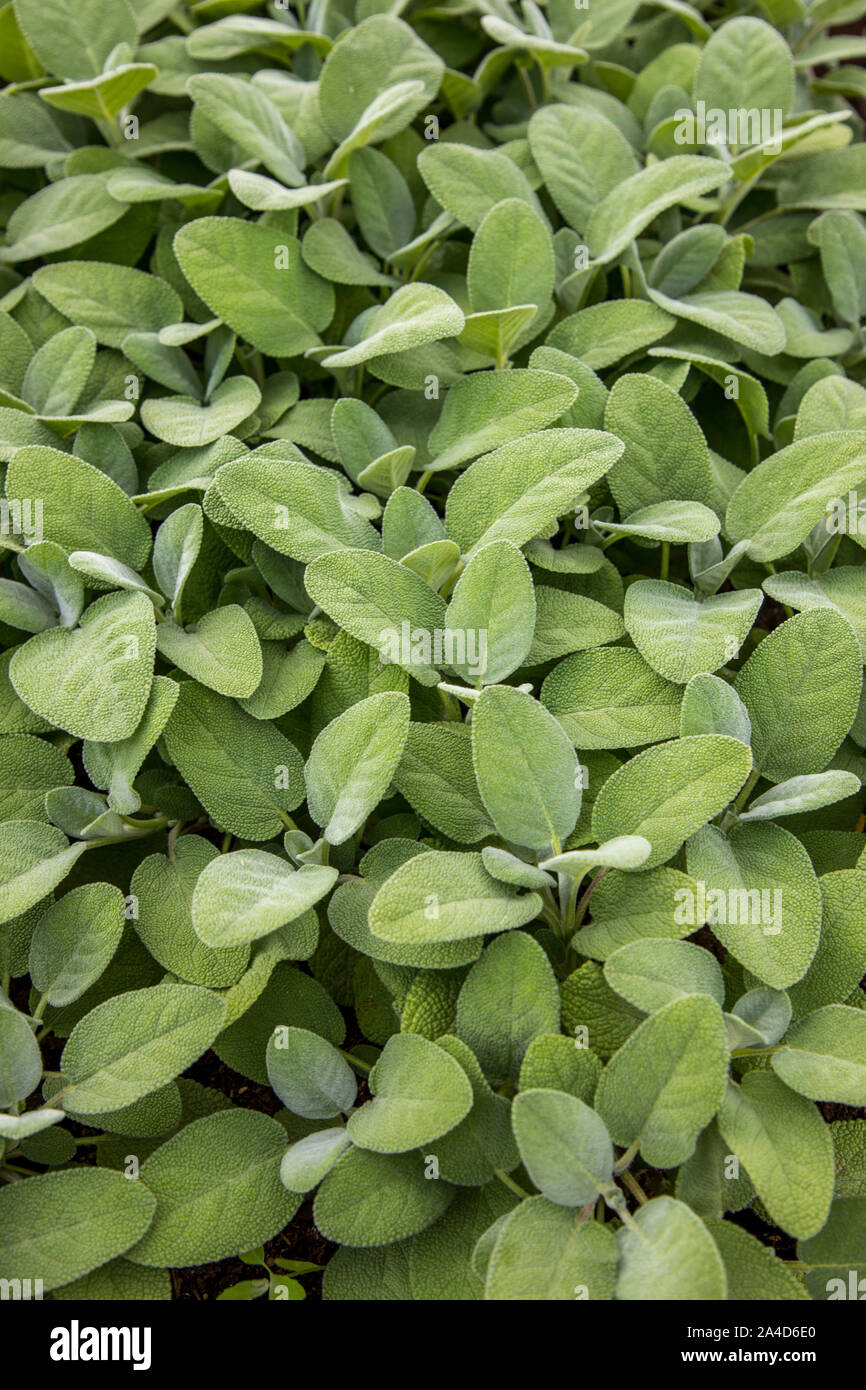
[1,0,866,1304]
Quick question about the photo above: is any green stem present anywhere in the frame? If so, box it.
[660,541,670,580]
[339,1049,371,1074]
[495,1168,530,1200]
[733,767,760,813]
[619,1169,649,1206]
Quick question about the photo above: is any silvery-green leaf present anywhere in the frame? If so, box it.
[319,283,464,370]
[726,431,866,562]
[481,847,554,891]
[542,648,682,749]
[40,64,157,121]
[595,995,729,1167]
[347,1033,473,1153]
[772,1004,866,1105]
[547,300,675,372]
[680,672,752,743]
[191,851,337,949]
[9,591,155,743]
[624,579,762,684]
[576,866,699,960]
[0,175,126,263]
[592,735,752,870]
[472,683,580,856]
[484,1195,617,1300]
[0,821,86,925]
[188,75,305,186]
[603,938,725,1014]
[266,1026,356,1120]
[67,551,163,604]
[155,606,262,699]
[280,1127,352,1193]
[369,850,540,946]
[540,836,652,878]
[456,931,559,1086]
[763,567,866,659]
[604,374,714,516]
[215,454,380,563]
[392,723,494,845]
[587,157,729,264]
[302,217,396,287]
[734,609,862,781]
[512,1088,614,1207]
[595,501,720,545]
[305,692,410,845]
[686,822,821,989]
[0,1003,41,1106]
[428,370,576,473]
[444,541,535,686]
[417,142,545,233]
[60,981,226,1116]
[718,1073,834,1238]
[29,882,124,1007]
[739,770,860,821]
[614,1196,727,1300]
[528,104,638,232]
[228,169,346,212]
[730,987,792,1047]
[174,219,334,358]
[445,428,623,559]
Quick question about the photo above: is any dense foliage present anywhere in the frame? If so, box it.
[1,0,866,1303]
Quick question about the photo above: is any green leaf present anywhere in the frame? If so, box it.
[603,938,725,1014]
[266,1026,357,1119]
[369,850,539,946]
[162,680,305,840]
[347,1033,473,1153]
[392,723,494,845]
[61,981,226,1116]
[304,548,446,686]
[191,851,337,949]
[717,1073,834,1238]
[735,609,862,781]
[591,735,753,870]
[595,995,729,1167]
[14,0,137,80]
[685,823,821,989]
[40,65,157,122]
[484,1195,618,1300]
[512,1088,614,1206]
[130,837,249,989]
[129,1110,300,1267]
[6,444,152,568]
[614,1196,727,1300]
[456,932,560,1086]
[726,432,866,562]
[528,105,637,233]
[29,882,124,1007]
[0,172,124,262]
[280,1127,352,1194]
[317,15,443,146]
[624,580,762,684]
[82,675,178,815]
[417,143,544,234]
[0,820,86,925]
[0,1002,41,1106]
[587,157,729,265]
[772,1004,866,1105]
[471,683,580,855]
[0,732,73,820]
[10,592,155,743]
[706,1217,810,1301]
[188,75,304,186]
[694,16,794,119]
[799,1196,866,1300]
[680,672,751,742]
[314,1147,454,1247]
[428,371,576,474]
[576,866,700,960]
[541,648,682,749]
[548,301,675,371]
[32,262,181,350]
[155,606,262,699]
[604,374,713,515]
[445,428,623,558]
[141,378,261,449]
[305,692,410,844]
[174,219,334,358]
[0,1168,155,1293]
[320,283,464,370]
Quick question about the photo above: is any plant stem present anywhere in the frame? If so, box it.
[494,1168,530,1200]
[619,1169,649,1205]
[660,541,670,580]
[339,1049,371,1074]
